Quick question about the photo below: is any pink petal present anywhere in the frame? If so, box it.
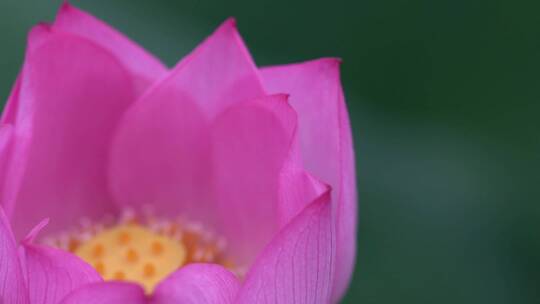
[108,83,212,222]
[59,282,146,304]
[7,26,136,238]
[0,125,28,229]
[151,263,240,304]
[0,105,28,226]
[0,125,11,160]
[0,207,28,304]
[20,243,102,304]
[54,3,167,94]
[261,59,357,300]
[211,94,297,262]
[236,190,335,304]
[1,75,21,125]
[278,154,329,228]
[0,125,13,207]
[152,17,265,119]
[108,18,266,224]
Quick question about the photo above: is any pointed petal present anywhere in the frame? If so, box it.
[108,18,266,224]
[8,26,135,238]
[152,263,240,304]
[211,94,297,262]
[236,190,335,304]
[54,3,167,93]
[59,282,146,304]
[154,18,266,119]
[0,207,28,304]
[21,243,102,304]
[261,59,357,300]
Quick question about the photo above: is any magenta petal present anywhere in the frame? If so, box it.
[211,94,297,263]
[0,207,28,304]
[109,68,213,222]
[156,18,265,119]
[0,125,11,166]
[54,3,167,94]
[236,190,335,304]
[152,263,240,304]
[109,18,266,222]
[261,59,357,300]
[8,27,135,238]
[0,125,13,207]
[21,242,102,304]
[0,113,28,225]
[0,124,10,151]
[1,75,21,125]
[278,157,329,228]
[59,282,146,304]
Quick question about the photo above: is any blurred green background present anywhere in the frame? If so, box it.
[1,0,538,303]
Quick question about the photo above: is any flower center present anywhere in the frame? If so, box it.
[74,223,186,294]
[45,213,238,294]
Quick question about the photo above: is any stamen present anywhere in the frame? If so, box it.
[45,213,241,294]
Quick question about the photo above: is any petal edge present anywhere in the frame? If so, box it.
[54,2,167,94]
[261,58,357,300]
[236,190,335,304]
[152,263,240,304]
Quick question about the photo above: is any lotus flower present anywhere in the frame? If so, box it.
[0,3,356,303]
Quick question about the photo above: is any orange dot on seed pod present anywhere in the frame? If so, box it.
[126,248,138,263]
[92,243,104,258]
[94,261,105,276]
[114,271,126,280]
[117,231,131,245]
[143,263,156,278]
[151,241,164,256]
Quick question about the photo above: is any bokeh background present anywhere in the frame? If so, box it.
[1,0,538,303]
